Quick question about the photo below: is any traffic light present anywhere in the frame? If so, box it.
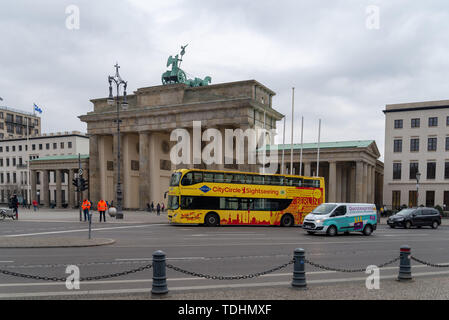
[72,178,80,191]
[79,177,88,191]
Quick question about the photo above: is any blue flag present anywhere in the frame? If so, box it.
[33,103,43,114]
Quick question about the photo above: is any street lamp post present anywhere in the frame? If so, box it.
[415,171,421,207]
[107,63,128,220]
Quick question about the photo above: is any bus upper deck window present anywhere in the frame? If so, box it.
[181,172,193,186]
[203,172,214,182]
[224,173,233,183]
[193,172,203,184]
[214,173,224,183]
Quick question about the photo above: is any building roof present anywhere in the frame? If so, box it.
[30,154,89,162]
[0,105,40,117]
[274,140,375,151]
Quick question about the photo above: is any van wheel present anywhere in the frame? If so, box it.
[363,224,373,236]
[327,225,337,236]
[204,213,220,227]
[280,214,294,227]
[431,221,439,229]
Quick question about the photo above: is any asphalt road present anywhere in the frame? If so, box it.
[0,219,449,298]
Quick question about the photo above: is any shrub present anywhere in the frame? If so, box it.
[434,205,443,214]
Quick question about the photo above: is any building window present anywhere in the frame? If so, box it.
[12,158,16,166]
[393,163,402,180]
[19,145,22,151]
[18,157,22,165]
[426,191,435,207]
[60,142,64,149]
[428,137,437,151]
[411,118,420,128]
[409,190,417,207]
[46,143,49,150]
[445,162,449,179]
[5,146,8,152]
[392,191,401,210]
[53,143,57,149]
[6,158,9,167]
[446,137,449,151]
[427,162,436,180]
[6,173,10,184]
[393,139,402,153]
[32,144,35,150]
[447,116,449,126]
[68,142,72,148]
[160,159,171,171]
[107,161,114,171]
[39,144,42,150]
[0,158,2,167]
[0,147,2,152]
[6,124,13,133]
[428,117,438,127]
[0,123,3,130]
[12,173,16,184]
[16,126,22,134]
[409,162,419,180]
[6,114,13,122]
[0,112,3,119]
[131,160,139,171]
[0,173,3,184]
[394,119,403,129]
[410,138,419,152]
[12,146,15,152]
[444,191,449,211]
[34,129,38,135]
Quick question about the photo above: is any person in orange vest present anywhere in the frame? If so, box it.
[81,199,91,222]
[97,199,108,222]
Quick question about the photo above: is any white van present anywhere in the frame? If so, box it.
[302,203,377,236]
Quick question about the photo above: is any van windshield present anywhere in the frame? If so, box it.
[311,204,338,215]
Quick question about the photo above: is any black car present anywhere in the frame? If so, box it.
[387,207,441,229]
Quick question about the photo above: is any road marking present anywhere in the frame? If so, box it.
[1,270,449,298]
[2,224,165,238]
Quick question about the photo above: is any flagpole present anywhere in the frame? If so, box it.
[299,116,304,176]
[27,108,31,206]
[316,119,321,177]
[290,87,294,175]
[281,116,286,174]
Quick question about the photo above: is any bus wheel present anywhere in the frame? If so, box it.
[204,213,220,227]
[280,214,294,227]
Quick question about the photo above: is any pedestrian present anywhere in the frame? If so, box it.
[32,199,38,211]
[156,203,161,216]
[161,203,165,212]
[151,202,154,212]
[97,199,108,222]
[82,199,92,222]
[12,194,19,220]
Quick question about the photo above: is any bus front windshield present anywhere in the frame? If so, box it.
[169,172,182,186]
[167,195,179,210]
[311,204,338,215]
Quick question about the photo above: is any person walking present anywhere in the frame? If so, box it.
[11,194,19,220]
[97,199,108,222]
[82,199,92,222]
[32,199,38,211]
[161,203,165,212]
[151,201,154,213]
[156,203,161,216]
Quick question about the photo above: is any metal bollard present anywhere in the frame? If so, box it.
[397,245,412,281]
[152,250,168,294]
[291,248,307,289]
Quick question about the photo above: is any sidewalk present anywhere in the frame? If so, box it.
[12,207,169,224]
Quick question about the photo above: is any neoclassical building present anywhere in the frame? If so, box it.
[79,80,283,209]
[277,141,383,205]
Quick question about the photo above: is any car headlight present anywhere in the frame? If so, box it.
[396,217,404,221]
[315,219,323,223]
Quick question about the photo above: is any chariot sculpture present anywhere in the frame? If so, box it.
[161,44,211,87]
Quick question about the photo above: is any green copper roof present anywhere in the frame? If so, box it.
[272,140,374,151]
[30,154,89,162]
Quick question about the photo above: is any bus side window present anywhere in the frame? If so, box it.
[214,173,224,183]
[245,175,253,184]
[203,172,214,182]
[253,175,263,184]
[264,176,271,185]
[240,198,253,210]
[285,178,293,186]
[181,172,193,186]
[232,174,244,183]
[303,179,316,188]
[193,172,203,184]
[224,173,233,183]
[271,176,281,185]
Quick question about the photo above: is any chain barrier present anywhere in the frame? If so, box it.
[0,260,153,269]
[0,263,152,282]
[304,256,400,273]
[166,259,294,280]
[411,256,449,268]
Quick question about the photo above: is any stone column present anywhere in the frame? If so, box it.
[43,170,49,207]
[356,161,364,203]
[328,161,337,202]
[362,163,368,203]
[139,131,151,210]
[68,169,75,208]
[350,164,356,203]
[56,169,62,208]
[148,132,159,204]
[336,163,342,202]
[372,166,376,203]
[341,165,347,202]
[89,135,101,206]
[30,170,37,203]
[304,162,311,177]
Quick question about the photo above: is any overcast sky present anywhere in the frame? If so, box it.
[1,0,449,160]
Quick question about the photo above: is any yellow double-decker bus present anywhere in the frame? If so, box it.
[167,169,325,227]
